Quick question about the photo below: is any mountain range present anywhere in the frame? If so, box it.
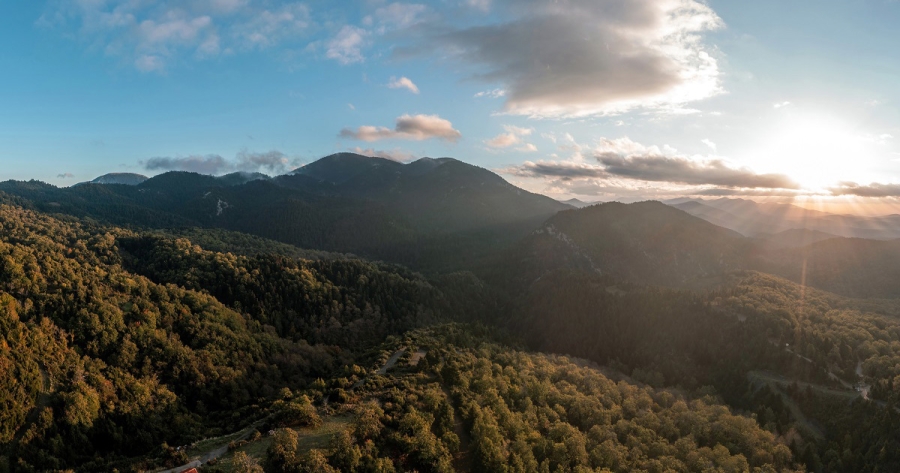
[5,153,900,471]
[0,153,568,272]
[668,197,900,240]
[5,154,900,298]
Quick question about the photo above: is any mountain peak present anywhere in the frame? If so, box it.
[293,153,402,184]
[83,172,148,186]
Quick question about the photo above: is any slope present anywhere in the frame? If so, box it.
[509,201,754,289]
[0,203,457,471]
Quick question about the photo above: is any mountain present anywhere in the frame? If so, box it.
[502,201,755,290]
[216,171,271,186]
[759,237,900,298]
[671,198,900,240]
[0,153,570,272]
[759,228,840,249]
[559,197,595,208]
[6,184,900,470]
[287,154,569,232]
[292,152,401,184]
[497,200,900,299]
[79,172,148,186]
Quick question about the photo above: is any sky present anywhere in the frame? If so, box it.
[2,0,900,214]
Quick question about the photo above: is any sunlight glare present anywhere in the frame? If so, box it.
[749,111,879,191]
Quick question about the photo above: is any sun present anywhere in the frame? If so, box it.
[748,111,878,191]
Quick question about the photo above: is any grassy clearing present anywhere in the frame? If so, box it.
[207,415,353,472]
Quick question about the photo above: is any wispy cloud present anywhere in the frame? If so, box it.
[57,172,75,179]
[372,3,427,29]
[38,1,312,72]
[474,89,506,99]
[326,25,368,64]
[340,114,461,142]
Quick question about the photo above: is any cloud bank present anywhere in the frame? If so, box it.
[830,182,900,197]
[502,136,799,199]
[142,150,300,174]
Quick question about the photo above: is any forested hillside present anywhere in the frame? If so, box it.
[3,158,900,472]
[490,264,900,470]
[218,326,802,473]
[0,204,454,471]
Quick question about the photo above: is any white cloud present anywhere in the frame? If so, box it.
[486,133,520,148]
[340,114,462,142]
[773,101,792,109]
[326,25,368,64]
[388,76,420,94]
[410,0,725,117]
[701,139,717,151]
[136,15,212,46]
[233,3,310,49]
[503,125,532,136]
[485,124,535,149]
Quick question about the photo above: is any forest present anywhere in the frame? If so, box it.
[1,172,900,472]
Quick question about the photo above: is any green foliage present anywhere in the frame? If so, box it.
[289,326,801,472]
[0,204,447,471]
[117,234,445,345]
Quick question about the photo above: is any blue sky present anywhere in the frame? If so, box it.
[2,0,900,212]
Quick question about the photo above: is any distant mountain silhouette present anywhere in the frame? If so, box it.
[559,198,596,208]
[758,228,840,249]
[758,237,900,299]
[0,153,570,271]
[670,198,900,240]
